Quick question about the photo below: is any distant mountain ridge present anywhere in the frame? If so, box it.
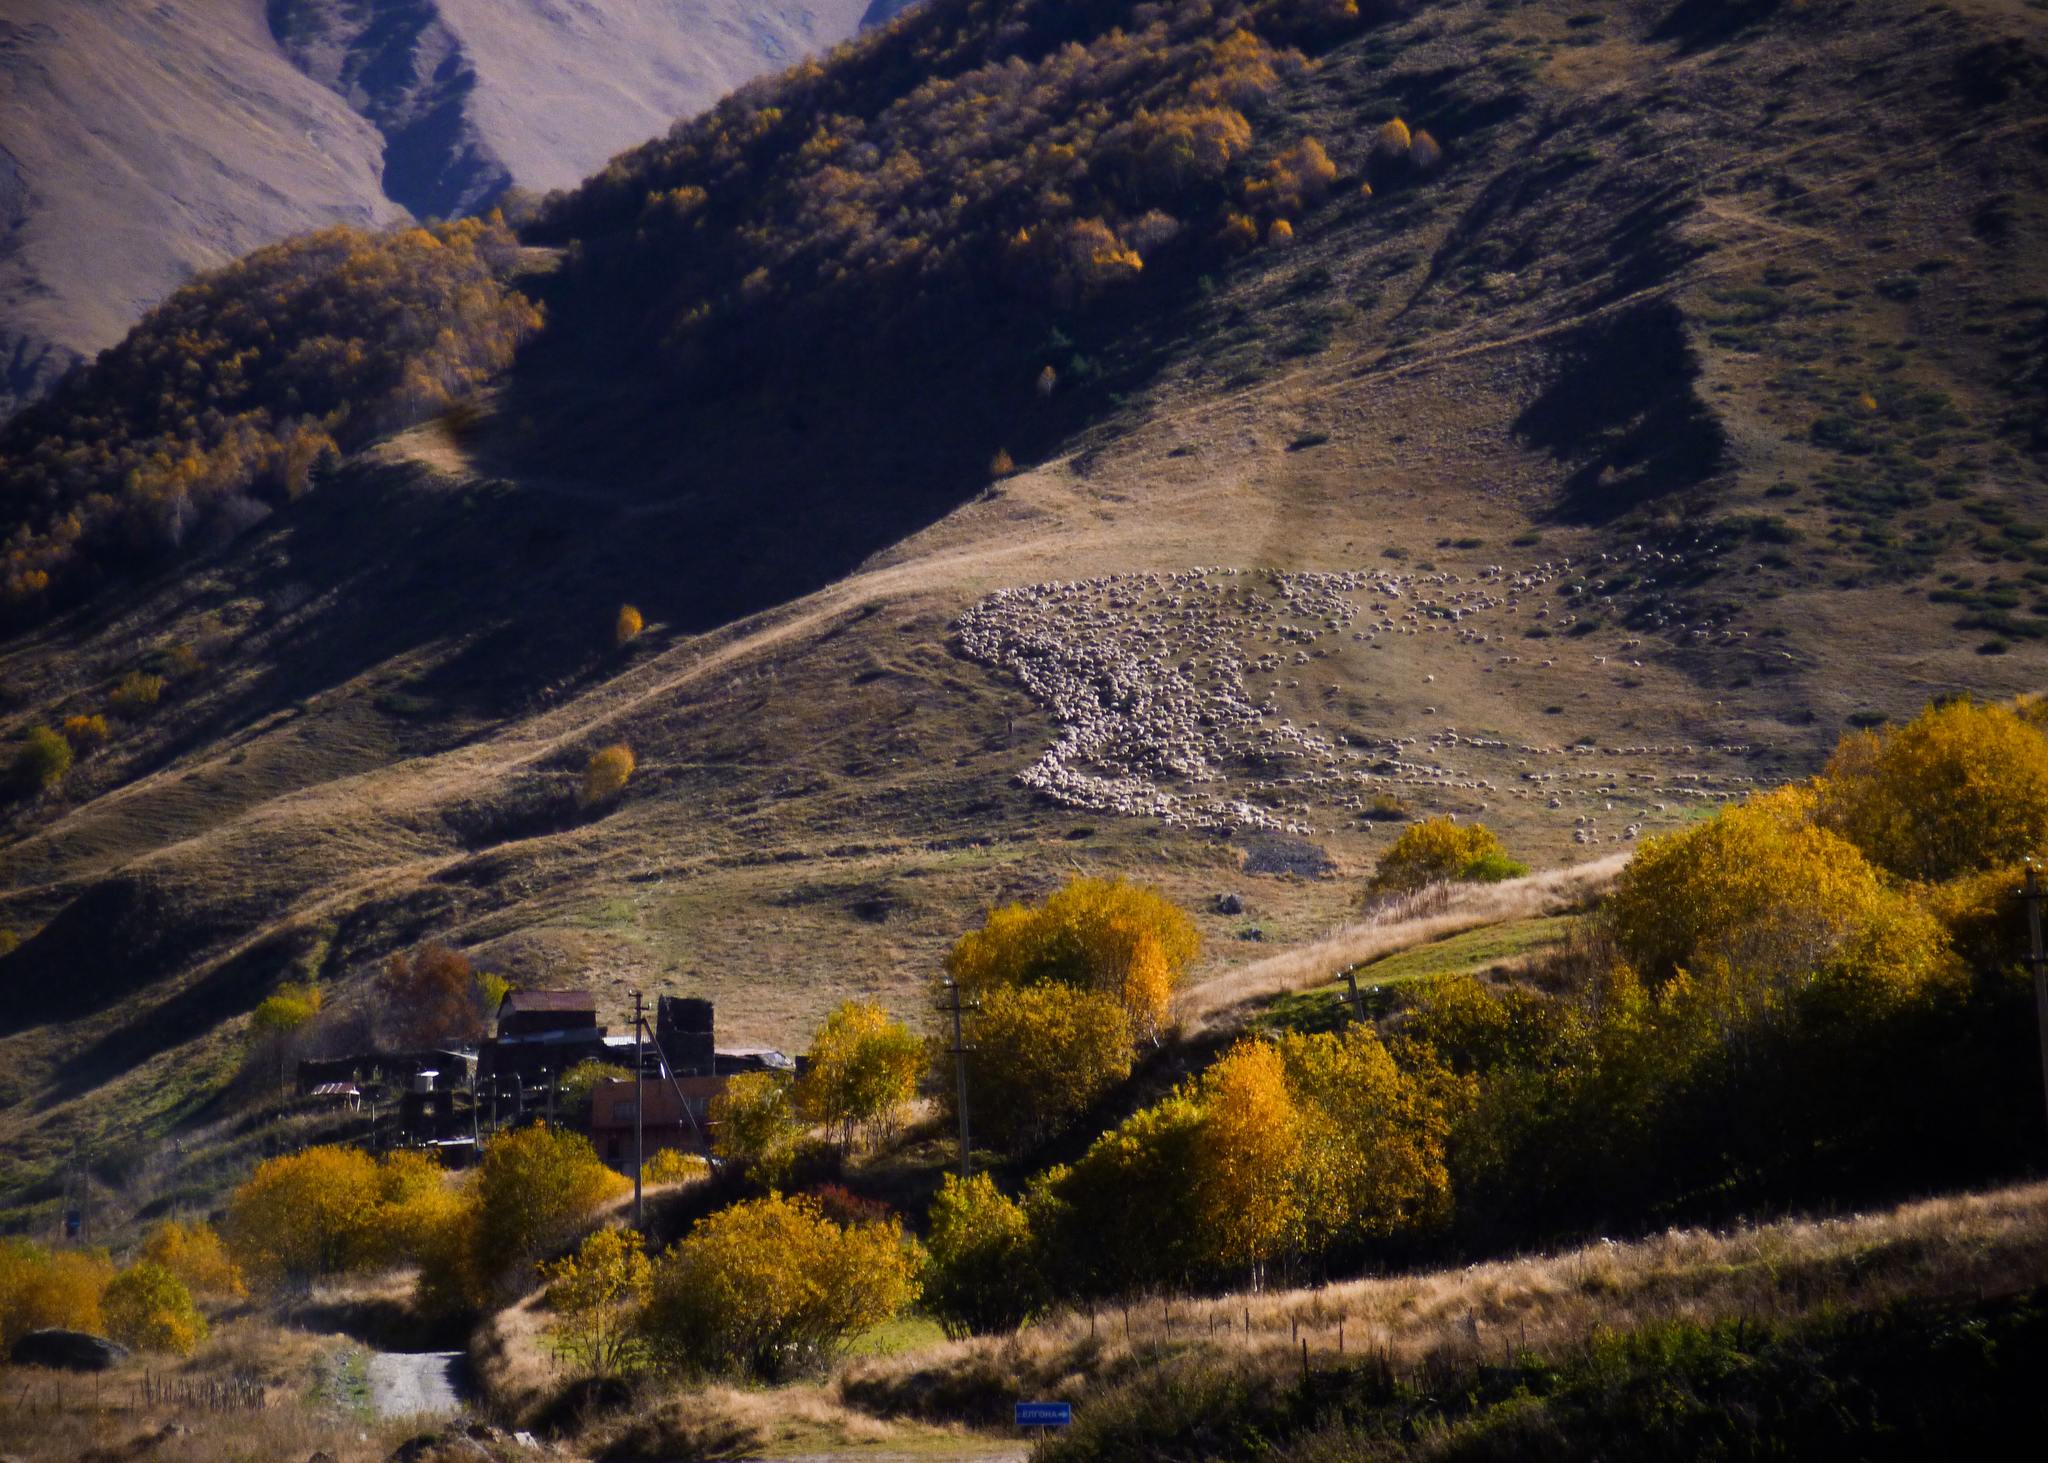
[0,0,871,420]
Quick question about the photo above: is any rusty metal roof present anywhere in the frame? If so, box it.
[500,989,597,1013]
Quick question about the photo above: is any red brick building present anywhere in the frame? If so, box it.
[589,1074,726,1169]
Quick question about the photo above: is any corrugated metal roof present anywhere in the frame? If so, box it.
[501,989,597,1012]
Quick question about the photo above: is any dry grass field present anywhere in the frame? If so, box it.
[0,0,2045,1237]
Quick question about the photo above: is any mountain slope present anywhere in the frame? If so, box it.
[0,0,403,417]
[0,0,873,421]
[0,0,2046,1230]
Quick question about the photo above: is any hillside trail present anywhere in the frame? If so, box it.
[365,1349,465,1420]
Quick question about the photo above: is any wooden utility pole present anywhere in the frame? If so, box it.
[2023,863,2048,1141]
[943,977,971,1178]
[1343,966,1366,1025]
[633,989,645,1232]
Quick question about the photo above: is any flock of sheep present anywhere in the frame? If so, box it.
[958,562,1763,844]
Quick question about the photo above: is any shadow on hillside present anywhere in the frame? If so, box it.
[1515,302,1726,523]
[1653,0,1786,52]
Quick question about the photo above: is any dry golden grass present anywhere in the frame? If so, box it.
[0,1313,412,1463]
[1181,854,1626,1026]
[581,1378,931,1459]
[840,1178,2048,1417]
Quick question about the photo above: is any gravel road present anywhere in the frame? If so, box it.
[366,1350,465,1419]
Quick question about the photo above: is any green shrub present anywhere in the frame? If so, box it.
[11,726,70,792]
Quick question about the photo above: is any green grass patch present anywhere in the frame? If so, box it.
[1351,916,1574,984]
[845,1314,949,1358]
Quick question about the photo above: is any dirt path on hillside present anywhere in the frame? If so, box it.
[366,1350,465,1420]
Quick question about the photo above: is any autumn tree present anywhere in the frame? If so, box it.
[1275,1025,1455,1254]
[1604,784,1954,1014]
[1048,1094,1209,1293]
[921,1173,1039,1336]
[61,714,110,749]
[710,1071,804,1184]
[1368,817,1527,895]
[110,673,165,713]
[797,1001,925,1152]
[642,1148,710,1185]
[953,983,1132,1153]
[541,1227,652,1375]
[640,1193,922,1378]
[0,1240,112,1345]
[1190,1039,1302,1281]
[559,1059,634,1125]
[615,605,644,645]
[10,727,70,793]
[945,876,1198,1042]
[1817,696,2048,881]
[469,1125,630,1300]
[583,744,636,804]
[139,1221,245,1302]
[376,943,490,1046]
[102,1264,207,1355]
[226,1145,463,1293]
[225,1146,386,1288]
[245,980,323,1086]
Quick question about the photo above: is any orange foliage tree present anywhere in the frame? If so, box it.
[377,942,489,1047]
[0,217,540,615]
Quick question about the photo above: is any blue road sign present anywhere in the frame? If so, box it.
[1015,1402,1072,1428]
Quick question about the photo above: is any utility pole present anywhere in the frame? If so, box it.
[943,978,971,1178]
[1343,966,1366,1025]
[2023,863,2048,1141]
[633,990,645,1232]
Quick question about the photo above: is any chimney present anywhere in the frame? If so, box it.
[655,996,715,1076]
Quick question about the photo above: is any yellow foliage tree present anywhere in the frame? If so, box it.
[470,1125,630,1297]
[102,1264,208,1355]
[582,744,636,805]
[642,1148,709,1185]
[1242,137,1335,219]
[615,605,644,645]
[110,672,166,713]
[61,714,110,749]
[249,982,322,1038]
[12,726,71,790]
[640,1193,923,1378]
[1817,697,2048,881]
[1191,1039,1302,1278]
[944,876,1198,1039]
[921,1173,1037,1336]
[540,1226,652,1375]
[1369,817,1527,894]
[227,1145,463,1292]
[710,1071,804,1183]
[1611,786,1881,986]
[1217,211,1260,252]
[1376,117,1412,158]
[1276,1025,1456,1251]
[225,1146,387,1287]
[1049,1094,1208,1291]
[0,1240,112,1346]
[1607,785,1957,1020]
[955,982,1133,1153]
[797,1000,925,1152]
[139,1221,245,1302]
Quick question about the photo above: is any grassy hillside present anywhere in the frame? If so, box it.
[0,0,2045,1237]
